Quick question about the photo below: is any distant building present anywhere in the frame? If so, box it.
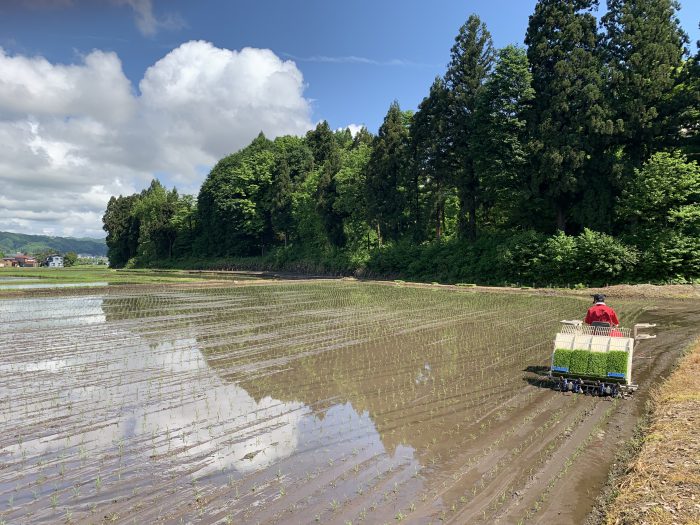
[4,254,38,267]
[1,257,15,267]
[45,254,64,268]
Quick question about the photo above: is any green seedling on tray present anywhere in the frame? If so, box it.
[569,350,590,375]
[587,352,608,377]
[552,349,572,370]
[607,351,629,377]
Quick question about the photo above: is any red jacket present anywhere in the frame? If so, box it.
[585,303,620,326]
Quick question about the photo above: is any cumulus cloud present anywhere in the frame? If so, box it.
[339,124,365,137]
[0,42,314,237]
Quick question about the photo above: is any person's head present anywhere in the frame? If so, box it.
[592,293,606,304]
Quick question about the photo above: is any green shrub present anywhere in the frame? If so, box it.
[552,348,573,371]
[573,229,639,286]
[587,352,608,377]
[607,351,629,377]
[569,350,591,375]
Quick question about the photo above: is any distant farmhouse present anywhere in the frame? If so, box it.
[2,254,39,267]
[45,254,64,267]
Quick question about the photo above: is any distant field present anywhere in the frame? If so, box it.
[0,267,260,291]
[1,281,698,524]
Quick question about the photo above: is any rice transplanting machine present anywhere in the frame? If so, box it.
[549,320,656,397]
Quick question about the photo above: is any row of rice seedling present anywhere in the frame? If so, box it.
[552,348,629,379]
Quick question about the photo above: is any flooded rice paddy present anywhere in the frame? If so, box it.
[0,282,109,290]
[1,281,698,524]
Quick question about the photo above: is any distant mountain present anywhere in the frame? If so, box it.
[0,231,107,257]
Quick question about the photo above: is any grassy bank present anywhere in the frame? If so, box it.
[603,341,700,525]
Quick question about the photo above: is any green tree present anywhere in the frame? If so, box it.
[272,135,314,184]
[270,157,294,246]
[306,121,336,167]
[334,127,354,150]
[602,0,688,168]
[132,180,180,261]
[196,133,275,256]
[365,101,411,244]
[444,14,495,239]
[473,45,534,228]
[617,151,700,279]
[525,0,610,232]
[333,142,372,249]
[170,194,197,256]
[102,194,140,268]
[352,127,374,148]
[63,251,78,267]
[411,76,453,240]
[316,146,347,247]
[676,25,700,161]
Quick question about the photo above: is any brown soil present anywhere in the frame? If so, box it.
[0,281,698,524]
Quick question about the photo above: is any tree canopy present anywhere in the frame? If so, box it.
[103,4,699,283]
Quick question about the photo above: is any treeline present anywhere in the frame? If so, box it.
[104,0,700,285]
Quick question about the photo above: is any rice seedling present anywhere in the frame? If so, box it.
[569,350,591,375]
[607,351,629,378]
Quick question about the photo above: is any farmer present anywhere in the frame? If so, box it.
[585,293,620,327]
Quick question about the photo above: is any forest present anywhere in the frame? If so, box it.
[103,0,700,286]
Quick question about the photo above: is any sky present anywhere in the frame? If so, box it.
[0,0,698,239]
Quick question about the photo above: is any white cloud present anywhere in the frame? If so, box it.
[282,53,435,68]
[113,0,185,37]
[2,1,184,37]
[0,48,135,123]
[0,42,314,237]
[340,124,365,137]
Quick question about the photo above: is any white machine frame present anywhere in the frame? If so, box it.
[551,320,656,389]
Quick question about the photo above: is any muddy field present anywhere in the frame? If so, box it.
[1,281,698,524]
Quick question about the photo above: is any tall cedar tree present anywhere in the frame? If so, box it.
[411,76,452,240]
[306,121,336,167]
[444,14,495,240]
[316,145,347,247]
[525,0,609,232]
[352,127,374,149]
[473,45,534,227]
[365,101,410,243]
[602,0,688,169]
[674,23,699,161]
[270,157,293,246]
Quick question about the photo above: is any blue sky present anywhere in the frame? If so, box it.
[4,0,697,132]
[0,0,698,238]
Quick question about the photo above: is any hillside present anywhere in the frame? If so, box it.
[0,231,107,257]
